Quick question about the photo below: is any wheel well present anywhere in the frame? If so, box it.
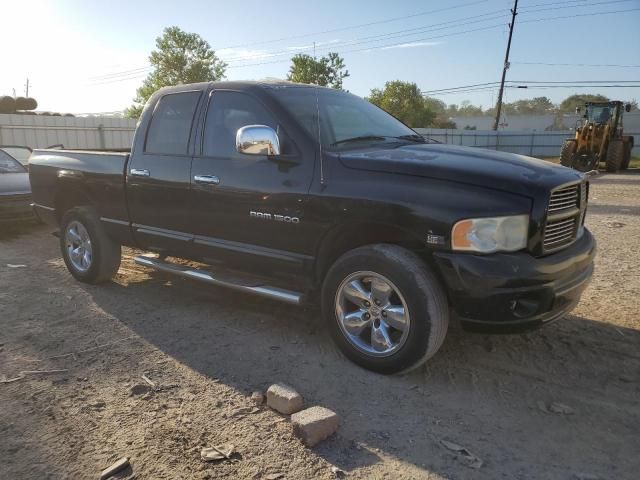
[54,184,90,223]
[314,222,425,284]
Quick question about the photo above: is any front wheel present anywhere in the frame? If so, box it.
[606,139,625,173]
[621,141,632,170]
[60,207,121,284]
[321,244,449,374]
[560,140,576,168]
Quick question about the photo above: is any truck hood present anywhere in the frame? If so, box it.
[0,172,31,195]
[338,143,583,197]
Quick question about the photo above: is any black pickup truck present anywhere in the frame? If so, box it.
[29,81,595,373]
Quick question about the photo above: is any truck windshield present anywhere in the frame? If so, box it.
[272,87,420,149]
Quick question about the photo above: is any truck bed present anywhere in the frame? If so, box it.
[28,148,131,240]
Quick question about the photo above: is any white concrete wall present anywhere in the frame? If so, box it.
[450,112,640,132]
[0,114,136,149]
[415,128,640,157]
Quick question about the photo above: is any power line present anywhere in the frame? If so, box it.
[422,79,640,95]
[221,9,509,63]
[519,0,635,12]
[226,7,640,70]
[88,66,151,81]
[223,0,633,65]
[510,79,640,83]
[422,82,501,94]
[512,61,640,68]
[517,6,640,25]
[87,5,640,84]
[214,0,489,50]
[88,1,493,81]
[510,84,640,88]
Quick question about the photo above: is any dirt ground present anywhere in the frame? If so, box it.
[1,170,639,480]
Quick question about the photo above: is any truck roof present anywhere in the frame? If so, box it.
[156,80,330,95]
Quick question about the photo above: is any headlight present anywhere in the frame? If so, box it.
[451,215,529,253]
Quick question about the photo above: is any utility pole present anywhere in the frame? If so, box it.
[493,0,518,131]
[25,78,30,97]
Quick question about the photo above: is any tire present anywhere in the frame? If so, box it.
[621,141,632,170]
[605,139,625,172]
[560,140,576,168]
[60,207,121,284]
[321,244,449,374]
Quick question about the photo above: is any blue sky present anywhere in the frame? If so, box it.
[2,0,639,113]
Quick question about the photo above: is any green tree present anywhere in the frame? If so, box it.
[125,26,227,118]
[368,81,435,127]
[558,94,609,113]
[424,97,456,128]
[286,52,349,89]
[456,100,484,117]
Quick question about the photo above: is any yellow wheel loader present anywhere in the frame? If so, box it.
[560,101,634,173]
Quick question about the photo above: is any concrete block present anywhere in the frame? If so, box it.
[291,406,339,446]
[266,383,303,414]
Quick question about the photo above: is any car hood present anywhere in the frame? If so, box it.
[338,143,583,197]
[0,172,31,195]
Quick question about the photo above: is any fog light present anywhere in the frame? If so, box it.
[510,298,540,319]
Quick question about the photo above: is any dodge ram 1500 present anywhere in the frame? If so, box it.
[29,81,595,373]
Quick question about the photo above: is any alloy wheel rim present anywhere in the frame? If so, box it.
[335,271,410,357]
[65,221,92,272]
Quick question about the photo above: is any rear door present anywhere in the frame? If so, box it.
[127,90,201,253]
[188,89,315,278]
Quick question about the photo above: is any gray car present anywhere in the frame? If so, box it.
[0,149,33,223]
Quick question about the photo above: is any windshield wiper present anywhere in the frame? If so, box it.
[331,135,387,146]
[395,134,426,143]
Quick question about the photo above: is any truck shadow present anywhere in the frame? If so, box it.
[0,221,45,241]
[81,263,640,479]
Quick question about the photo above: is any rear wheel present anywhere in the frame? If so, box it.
[606,139,625,172]
[60,207,121,284]
[560,140,577,168]
[321,244,449,374]
[621,141,633,170]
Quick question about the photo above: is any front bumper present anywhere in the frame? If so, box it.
[0,194,35,224]
[432,229,596,333]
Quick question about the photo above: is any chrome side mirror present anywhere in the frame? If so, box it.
[236,125,280,156]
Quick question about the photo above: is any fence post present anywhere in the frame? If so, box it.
[495,130,500,151]
[529,132,535,156]
[97,124,105,149]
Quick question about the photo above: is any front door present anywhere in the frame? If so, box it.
[127,90,201,253]
[189,89,315,279]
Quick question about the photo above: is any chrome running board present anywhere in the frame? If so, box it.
[134,255,303,305]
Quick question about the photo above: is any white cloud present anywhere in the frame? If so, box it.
[380,41,441,50]
[217,48,273,61]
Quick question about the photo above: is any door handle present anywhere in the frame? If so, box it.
[130,168,150,177]
[194,174,220,185]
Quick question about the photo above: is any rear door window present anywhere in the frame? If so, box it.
[145,91,201,155]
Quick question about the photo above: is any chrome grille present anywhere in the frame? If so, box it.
[542,181,586,253]
[543,217,577,249]
[548,184,579,212]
